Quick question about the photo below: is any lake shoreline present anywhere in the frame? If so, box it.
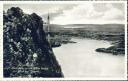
[53,38,125,77]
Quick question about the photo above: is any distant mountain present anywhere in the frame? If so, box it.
[44,24,124,33]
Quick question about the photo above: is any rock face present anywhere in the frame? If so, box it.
[3,7,63,77]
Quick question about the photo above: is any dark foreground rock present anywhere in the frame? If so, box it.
[3,7,63,77]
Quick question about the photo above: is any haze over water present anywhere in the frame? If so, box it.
[53,38,125,78]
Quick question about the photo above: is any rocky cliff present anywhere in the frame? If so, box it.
[3,7,63,77]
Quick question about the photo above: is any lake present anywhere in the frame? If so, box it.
[53,38,125,78]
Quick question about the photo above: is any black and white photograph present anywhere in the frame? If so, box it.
[2,1,127,79]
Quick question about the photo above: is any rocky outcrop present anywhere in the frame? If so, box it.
[3,7,63,77]
[96,35,125,55]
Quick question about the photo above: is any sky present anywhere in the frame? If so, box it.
[4,3,125,25]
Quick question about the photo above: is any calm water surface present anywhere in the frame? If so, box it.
[53,38,125,78]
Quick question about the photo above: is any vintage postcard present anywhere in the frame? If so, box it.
[0,0,127,80]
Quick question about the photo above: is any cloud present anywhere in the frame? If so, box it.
[51,3,125,25]
[4,4,76,15]
[4,3,125,25]
[102,6,124,20]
